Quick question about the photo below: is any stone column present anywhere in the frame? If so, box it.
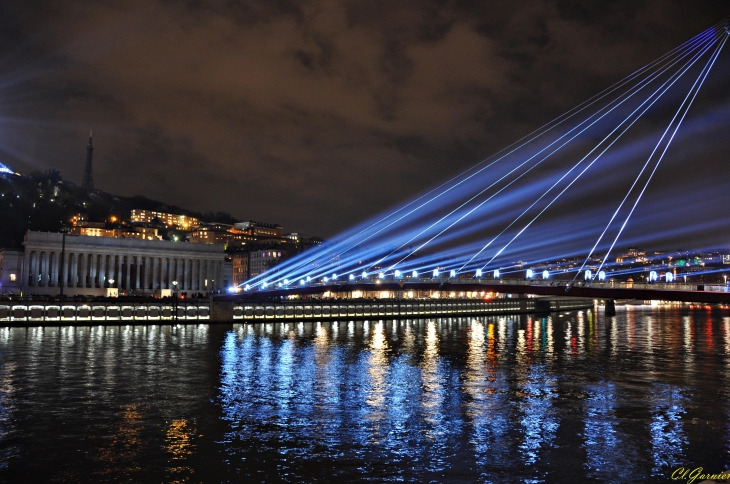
[185,259,191,290]
[28,251,38,287]
[162,258,168,289]
[49,252,57,288]
[133,257,139,289]
[79,253,87,288]
[98,254,107,287]
[192,259,199,291]
[68,253,76,288]
[151,257,158,290]
[124,256,131,290]
[90,254,98,288]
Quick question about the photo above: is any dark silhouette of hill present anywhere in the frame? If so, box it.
[0,170,240,247]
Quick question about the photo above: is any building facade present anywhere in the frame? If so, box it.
[0,248,23,294]
[16,231,225,296]
[230,251,250,286]
[130,209,200,229]
[234,221,283,238]
[249,249,286,278]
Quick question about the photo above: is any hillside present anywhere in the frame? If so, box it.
[0,170,240,248]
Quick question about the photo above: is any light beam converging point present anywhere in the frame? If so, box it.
[240,21,730,293]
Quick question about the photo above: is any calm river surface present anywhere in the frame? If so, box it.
[1,307,729,482]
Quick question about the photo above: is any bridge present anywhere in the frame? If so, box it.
[228,278,730,305]
[235,21,730,307]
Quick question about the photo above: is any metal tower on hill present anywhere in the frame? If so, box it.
[81,130,94,190]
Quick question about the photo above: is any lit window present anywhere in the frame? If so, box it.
[9,273,16,282]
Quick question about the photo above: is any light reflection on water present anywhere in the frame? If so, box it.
[0,309,729,481]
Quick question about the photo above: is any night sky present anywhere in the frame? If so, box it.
[0,1,727,239]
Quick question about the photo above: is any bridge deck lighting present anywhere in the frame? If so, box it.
[666,272,674,283]
[433,269,439,277]
[526,269,533,279]
[543,270,549,279]
[323,277,328,282]
[649,271,658,282]
[584,270,592,280]
[412,270,418,278]
[306,276,311,282]
[494,270,500,279]
[300,279,305,285]
[262,282,268,288]
[284,279,289,285]
[394,270,401,278]
[450,270,456,277]
[244,284,250,291]
[333,274,338,280]
[379,273,384,279]
[598,271,606,281]
[349,274,355,281]
[476,269,482,277]
[362,271,367,279]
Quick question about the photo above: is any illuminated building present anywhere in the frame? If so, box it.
[234,221,283,238]
[0,248,23,294]
[16,231,225,296]
[130,209,200,229]
[249,249,287,278]
[230,251,250,286]
[188,223,254,247]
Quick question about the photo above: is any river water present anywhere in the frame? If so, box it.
[0,307,729,482]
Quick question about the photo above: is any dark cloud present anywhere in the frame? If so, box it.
[0,0,726,237]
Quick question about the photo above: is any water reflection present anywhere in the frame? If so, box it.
[1,308,730,481]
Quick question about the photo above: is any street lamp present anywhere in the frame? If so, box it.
[172,280,178,321]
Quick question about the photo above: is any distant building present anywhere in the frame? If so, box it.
[230,251,250,286]
[234,221,283,238]
[70,225,160,240]
[188,223,253,247]
[285,232,323,248]
[130,209,200,229]
[249,249,287,278]
[9,231,225,296]
[0,248,23,294]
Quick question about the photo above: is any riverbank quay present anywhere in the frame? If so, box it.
[0,297,595,326]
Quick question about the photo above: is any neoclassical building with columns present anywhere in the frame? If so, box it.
[14,231,225,296]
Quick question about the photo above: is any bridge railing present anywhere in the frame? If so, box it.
[270,278,729,293]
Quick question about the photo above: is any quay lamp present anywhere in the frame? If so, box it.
[172,281,179,321]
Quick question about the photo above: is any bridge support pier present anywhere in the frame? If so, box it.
[605,299,616,317]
